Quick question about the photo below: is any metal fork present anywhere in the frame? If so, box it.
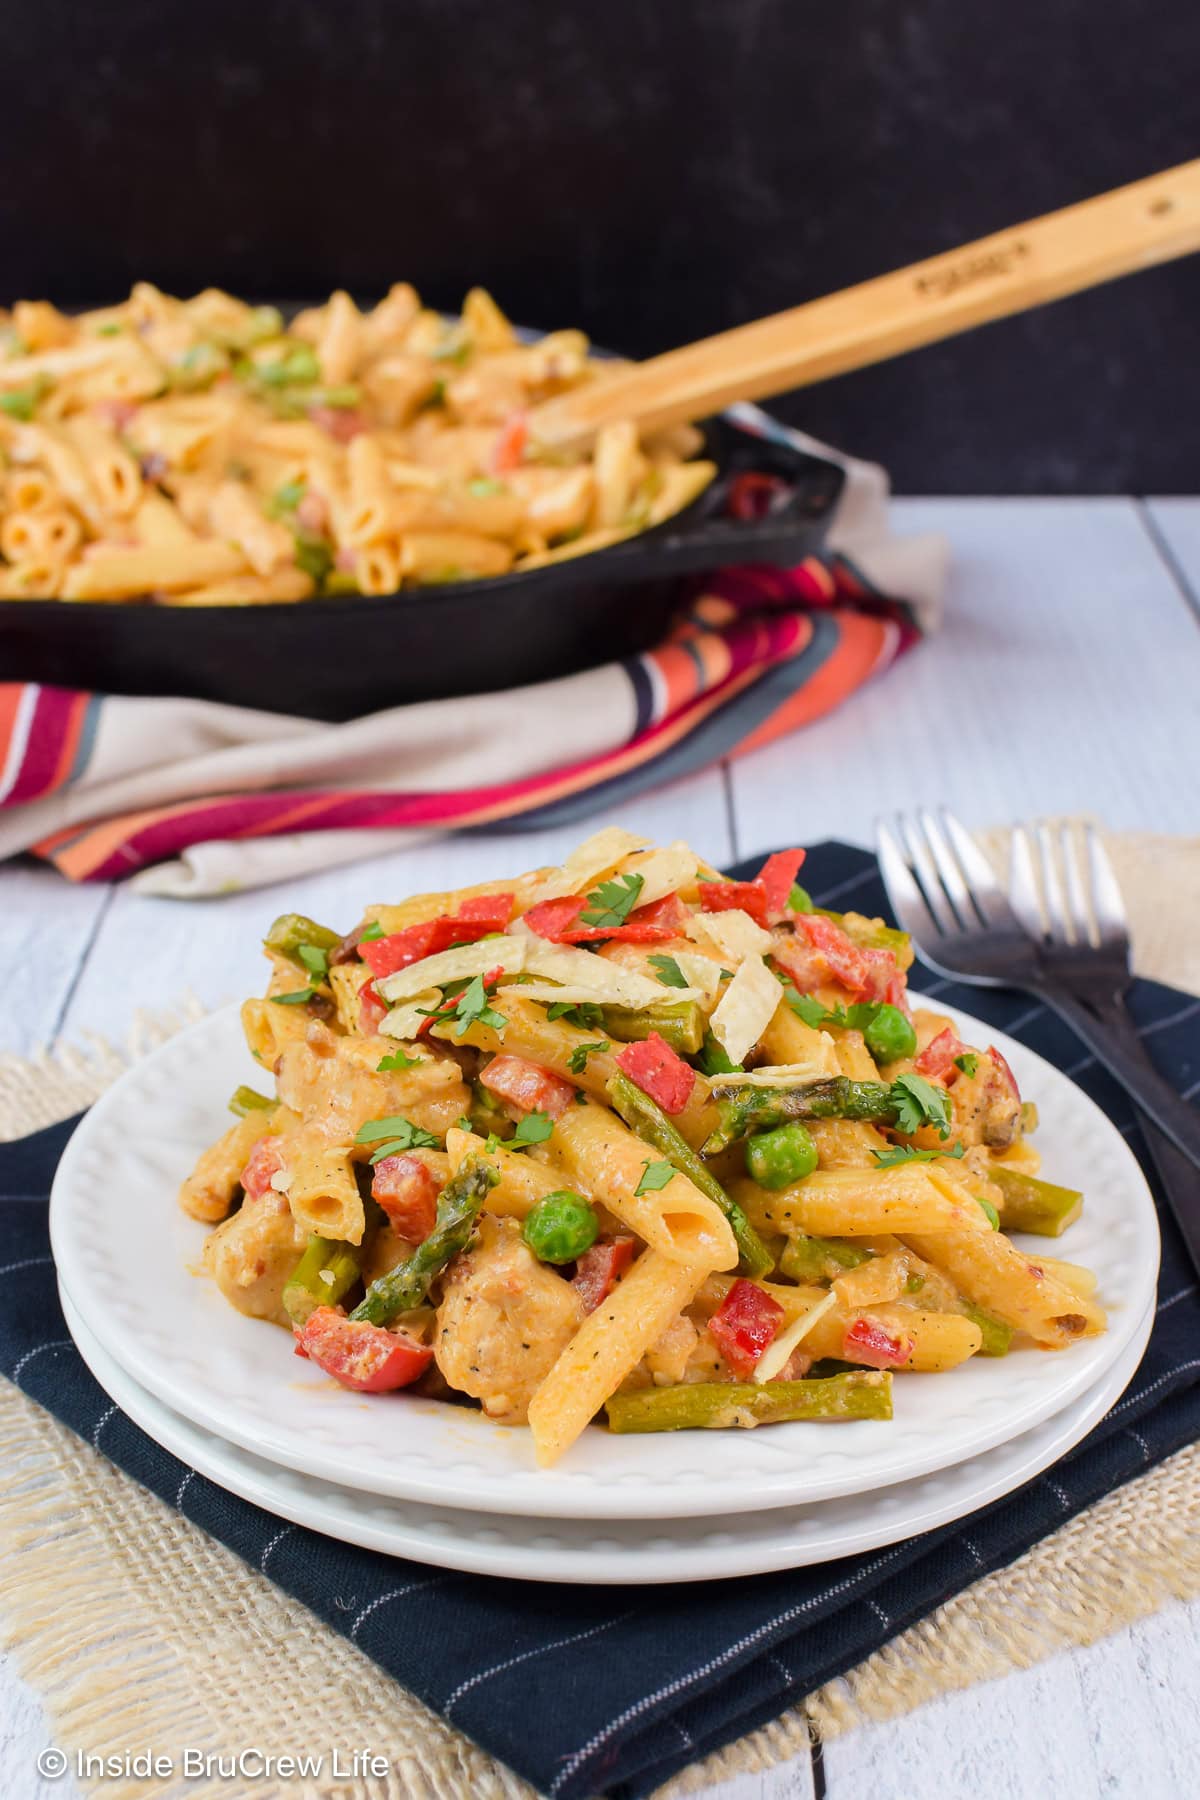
[877,808,1200,1190]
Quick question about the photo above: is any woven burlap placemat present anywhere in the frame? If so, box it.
[1,823,1197,1798]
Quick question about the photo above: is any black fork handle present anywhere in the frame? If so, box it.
[1040,986,1200,1276]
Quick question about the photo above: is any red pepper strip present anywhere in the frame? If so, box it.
[564,921,681,945]
[521,895,587,940]
[629,892,689,931]
[492,411,528,473]
[792,912,870,995]
[239,1135,284,1202]
[708,1279,785,1378]
[293,1307,433,1392]
[481,1053,576,1118]
[615,1033,696,1116]
[914,1027,967,1082]
[572,1236,636,1312]
[988,1045,1021,1104]
[699,880,770,926]
[371,1153,439,1241]
[522,892,681,945]
[360,894,515,979]
[843,1316,912,1369]
[358,981,387,1034]
[455,892,515,930]
[757,849,806,914]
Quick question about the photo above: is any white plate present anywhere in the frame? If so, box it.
[50,998,1160,1520]
[61,1284,1154,1583]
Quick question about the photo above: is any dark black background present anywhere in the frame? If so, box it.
[5,0,1198,489]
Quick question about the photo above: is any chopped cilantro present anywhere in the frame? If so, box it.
[787,989,830,1029]
[567,1040,610,1075]
[873,1143,965,1169]
[888,1073,954,1139]
[954,1053,980,1079]
[634,1159,675,1197]
[376,1047,423,1072]
[296,943,329,979]
[359,920,385,942]
[271,987,316,1005]
[449,973,508,1039]
[647,954,688,989]
[355,1115,440,1150]
[547,1000,605,1029]
[977,1197,1000,1230]
[97,322,124,337]
[0,375,53,421]
[266,478,307,517]
[454,1115,473,1133]
[509,1110,553,1149]
[579,872,644,929]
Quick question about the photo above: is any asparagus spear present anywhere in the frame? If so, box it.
[704,1076,895,1153]
[283,1234,361,1326]
[605,1370,892,1433]
[263,912,342,966]
[991,1166,1082,1236]
[779,1232,869,1283]
[606,1072,773,1278]
[601,1000,705,1056]
[228,1084,277,1118]
[960,1301,1014,1357]
[350,1154,499,1326]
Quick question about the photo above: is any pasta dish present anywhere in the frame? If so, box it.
[0,285,712,604]
[180,830,1105,1467]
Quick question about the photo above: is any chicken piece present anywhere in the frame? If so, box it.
[434,1215,583,1424]
[202,1191,307,1326]
[645,1313,699,1386]
[275,1021,469,1148]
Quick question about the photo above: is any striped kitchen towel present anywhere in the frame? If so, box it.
[0,428,944,896]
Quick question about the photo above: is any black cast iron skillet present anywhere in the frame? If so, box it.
[0,412,843,722]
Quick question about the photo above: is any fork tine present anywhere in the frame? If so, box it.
[876,820,941,941]
[1085,825,1131,953]
[1059,823,1096,948]
[918,808,973,921]
[897,812,961,934]
[1008,825,1045,937]
[1035,820,1073,945]
[939,809,1017,928]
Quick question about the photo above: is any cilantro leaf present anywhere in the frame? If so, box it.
[376,1047,424,1072]
[271,987,316,1005]
[450,973,508,1039]
[647,954,688,989]
[873,1143,965,1169]
[567,1040,610,1075]
[579,872,644,929]
[788,990,830,1029]
[296,942,329,979]
[509,1111,553,1150]
[954,1052,980,1078]
[888,1073,954,1139]
[454,1115,473,1133]
[634,1159,675,1197]
[977,1197,1000,1230]
[547,1000,605,1029]
[359,920,385,942]
[354,1115,440,1149]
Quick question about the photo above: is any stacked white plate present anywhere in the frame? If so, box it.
[51,1002,1160,1584]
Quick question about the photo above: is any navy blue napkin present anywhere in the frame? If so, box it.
[3,844,1198,1800]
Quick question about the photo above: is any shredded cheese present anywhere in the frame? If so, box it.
[376,937,527,1003]
[708,953,783,1067]
[380,996,439,1039]
[710,1052,841,1087]
[685,908,771,964]
[521,827,649,906]
[753,1291,839,1383]
[615,839,698,908]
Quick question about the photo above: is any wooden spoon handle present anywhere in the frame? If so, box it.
[530,158,1200,450]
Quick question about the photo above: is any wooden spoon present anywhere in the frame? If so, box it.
[529,158,1200,452]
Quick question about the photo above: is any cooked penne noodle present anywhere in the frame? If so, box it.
[285,1139,366,1244]
[737,1165,992,1237]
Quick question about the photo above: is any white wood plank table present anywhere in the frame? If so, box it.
[3,498,1199,1800]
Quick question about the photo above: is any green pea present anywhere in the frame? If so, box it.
[522,1190,599,1264]
[863,1004,917,1065]
[745,1121,819,1190]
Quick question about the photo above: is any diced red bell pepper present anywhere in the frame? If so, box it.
[239,1135,285,1202]
[358,980,387,1034]
[293,1306,433,1391]
[480,1053,576,1118]
[843,1316,913,1369]
[572,1236,636,1312]
[915,1027,967,1082]
[520,891,681,945]
[708,1279,785,1377]
[987,1045,1021,1104]
[882,969,912,1016]
[699,880,770,926]
[491,411,528,473]
[792,912,870,995]
[371,1153,439,1241]
[757,849,806,914]
[359,893,515,979]
[615,1033,695,1115]
[308,404,365,443]
[858,944,904,1006]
